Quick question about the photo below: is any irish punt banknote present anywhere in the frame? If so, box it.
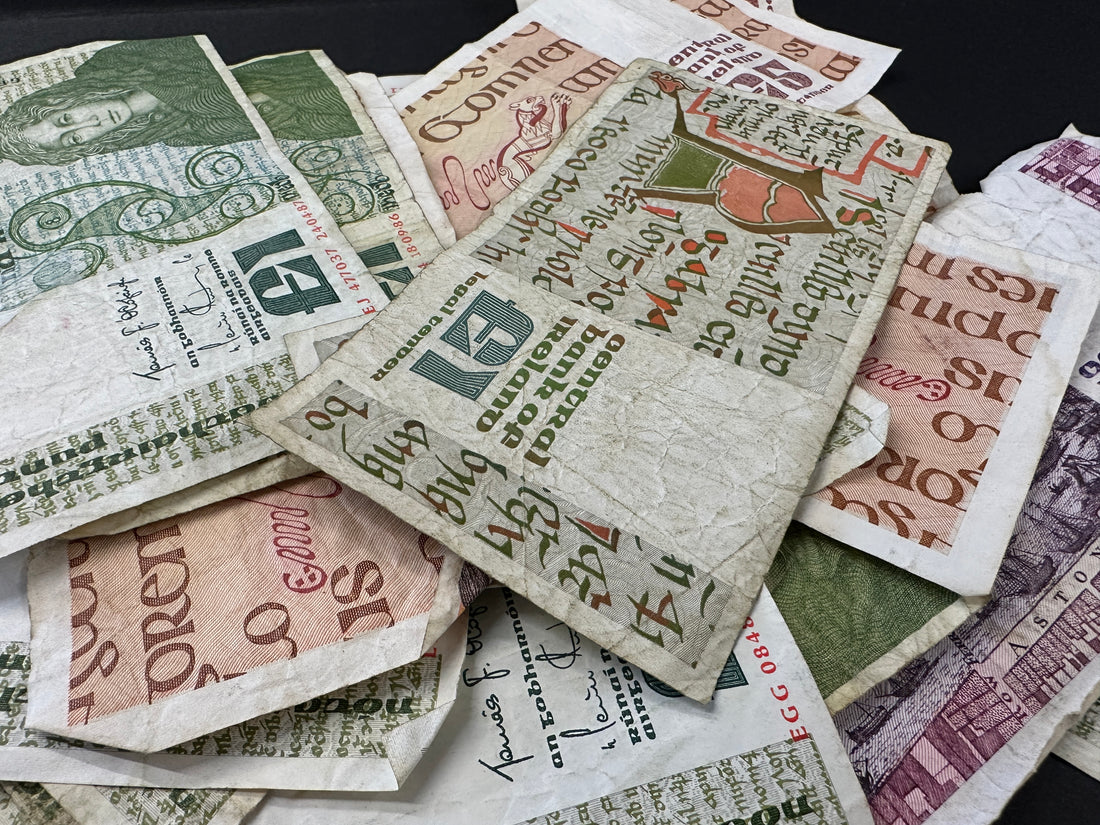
[2,783,261,825]
[26,474,477,752]
[834,130,1100,825]
[0,549,469,788]
[0,555,263,823]
[796,222,1100,594]
[834,336,1100,825]
[457,58,945,391]
[253,58,943,702]
[41,786,261,825]
[393,0,897,237]
[252,252,796,703]
[930,126,1100,799]
[231,50,445,300]
[0,37,389,557]
[249,586,873,825]
[766,523,977,713]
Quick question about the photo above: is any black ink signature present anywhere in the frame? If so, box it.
[197,311,241,352]
[180,266,215,316]
[535,622,582,670]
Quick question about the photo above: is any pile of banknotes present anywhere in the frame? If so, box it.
[2,0,1100,823]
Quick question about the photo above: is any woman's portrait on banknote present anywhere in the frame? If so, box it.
[0,36,257,166]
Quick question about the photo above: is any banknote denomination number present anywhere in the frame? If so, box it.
[410,289,534,400]
[233,230,341,317]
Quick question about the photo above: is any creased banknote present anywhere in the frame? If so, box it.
[834,132,1100,820]
[0,36,390,557]
[2,783,260,825]
[26,473,479,752]
[345,73,455,249]
[928,126,1100,792]
[232,51,445,299]
[248,585,872,825]
[252,255,798,703]
[63,453,314,538]
[394,0,897,237]
[834,355,1100,824]
[521,0,802,15]
[796,222,1100,594]
[0,566,265,816]
[840,95,960,213]
[253,59,942,702]
[766,523,976,713]
[807,385,889,495]
[285,325,887,494]
[1,549,470,788]
[376,76,422,97]
[1,784,78,825]
[457,59,943,384]
[42,787,261,825]
[676,0,801,20]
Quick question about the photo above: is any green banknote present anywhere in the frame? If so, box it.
[0,37,389,556]
[0,783,260,825]
[231,51,445,299]
[0,784,76,825]
[41,787,260,825]
[766,523,974,711]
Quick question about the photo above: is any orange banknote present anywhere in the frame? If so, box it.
[796,222,1100,594]
[26,474,486,752]
[393,0,896,237]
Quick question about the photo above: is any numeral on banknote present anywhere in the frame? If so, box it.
[411,290,535,399]
[234,229,341,317]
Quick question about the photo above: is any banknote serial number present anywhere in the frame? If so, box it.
[741,613,810,743]
[388,213,422,261]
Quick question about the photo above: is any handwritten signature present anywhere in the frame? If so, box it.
[478,693,534,782]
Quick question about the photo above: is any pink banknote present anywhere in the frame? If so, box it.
[813,242,1055,550]
[795,221,1100,594]
[28,474,485,751]
[672,0,861,77]
[399,22,619,238]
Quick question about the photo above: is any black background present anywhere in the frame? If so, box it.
[2,1,1099,821]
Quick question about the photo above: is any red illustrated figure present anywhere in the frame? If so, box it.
[634,71,834,235]
[496,92,572,189]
